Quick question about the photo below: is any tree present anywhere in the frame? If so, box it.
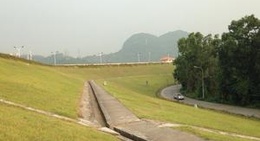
[174,15,260,106]
[174,32,220,98]
[219,15,260,105]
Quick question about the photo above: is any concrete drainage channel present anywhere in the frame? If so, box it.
[88,80,204,141]
[88,80,140,141]
[88,81,108,128]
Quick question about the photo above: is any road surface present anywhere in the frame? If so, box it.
[161,85,260,119]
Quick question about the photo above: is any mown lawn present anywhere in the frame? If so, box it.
[0,55,172,141]
[1,54,259,141]
[175,126,256,141]
[97,74,260,140]
[0,103,118,141]
[0,55,173,118]
[0,57,83,118]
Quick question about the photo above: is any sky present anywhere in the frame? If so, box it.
[0,0,260,57]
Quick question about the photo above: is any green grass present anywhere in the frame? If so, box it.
[1,54,259,141]
[0,55,172,141]
[0,103,118,141]
[97,73,260,140]
[0,55,173,118]
[174,126,255,141]
[0,57,83,118]
[99,74,174,96]
[56,63,173,80]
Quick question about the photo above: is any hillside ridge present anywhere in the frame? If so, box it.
[20,30,189,64]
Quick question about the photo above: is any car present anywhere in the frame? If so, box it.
[174,93,184,100]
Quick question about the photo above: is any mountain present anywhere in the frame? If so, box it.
[105,30,188,63]
[158,30,189,57]
[30,30,189,64]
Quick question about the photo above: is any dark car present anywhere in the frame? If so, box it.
[174,93,184,100]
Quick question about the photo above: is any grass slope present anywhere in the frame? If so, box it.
[0,55,172,141]
[0,55,173,118]
[97,73,260,140]
[1,54,259,141]
[0,56,120,140]
[0,103,117,141]
[0,57,83,118]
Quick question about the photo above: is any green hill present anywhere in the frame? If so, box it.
[106,30,188,63]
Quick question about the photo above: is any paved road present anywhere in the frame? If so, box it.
[161,85,260,119]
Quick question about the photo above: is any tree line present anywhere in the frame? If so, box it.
[174,15,260,107]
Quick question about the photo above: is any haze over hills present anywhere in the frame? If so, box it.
[32,30,188,64]
[110,30,188,63]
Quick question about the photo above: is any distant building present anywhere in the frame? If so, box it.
[160,56,174,63]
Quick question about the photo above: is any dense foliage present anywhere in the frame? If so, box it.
[174,15,260,106]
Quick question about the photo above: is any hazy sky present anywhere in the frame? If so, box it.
[1,0,260,57]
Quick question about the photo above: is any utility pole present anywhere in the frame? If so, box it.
[148,52,151,62]
[30,51,33,60]
[14,46,24,58]
[137,53,141,62]
[27,51,33,60]
[51,52,56,65]
[194,66,205,99]
[77,49,81,59]
[99,52,103,64]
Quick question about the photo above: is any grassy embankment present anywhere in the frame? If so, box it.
[0,54,172,141]
[0,56,82,118]
[96,70,260,141]
[0,55,118,141]
[0,103,116,141]
[1,54,259,141]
